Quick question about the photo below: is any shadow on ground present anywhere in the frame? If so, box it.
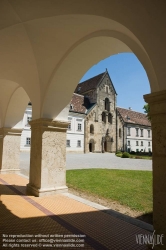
[136,212,153,225]
[0,182,153,250]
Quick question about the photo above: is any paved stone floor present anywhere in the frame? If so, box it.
[0,174,151,250]
[19,152,152,177]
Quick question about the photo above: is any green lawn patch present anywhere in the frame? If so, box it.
[66,169,152,213]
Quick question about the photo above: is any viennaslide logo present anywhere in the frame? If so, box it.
[136,230,164,249]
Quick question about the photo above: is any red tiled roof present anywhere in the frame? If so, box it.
[74,72,105,94]
[117,107,151,126]
[70,93,87,113]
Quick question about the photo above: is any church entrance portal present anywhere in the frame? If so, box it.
[104,141,107,152]
[89,143,92,152]
[89,139,95,152]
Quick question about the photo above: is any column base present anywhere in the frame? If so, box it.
[26,183,68,197]
[0,169,20,174]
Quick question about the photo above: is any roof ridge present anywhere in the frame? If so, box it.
[117,106,146,115]
[79,71,105,84]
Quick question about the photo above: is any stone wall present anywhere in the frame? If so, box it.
[84,73,117,153]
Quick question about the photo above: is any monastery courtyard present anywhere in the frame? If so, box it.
[20,152,152,177]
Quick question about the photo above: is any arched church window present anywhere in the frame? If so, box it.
[102,112,106,123]
[90,124,94,134]
[105,98,110,111]
[108,113,112,124]
[119,128,121,138]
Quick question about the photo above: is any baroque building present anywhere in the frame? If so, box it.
[116,107,152,153]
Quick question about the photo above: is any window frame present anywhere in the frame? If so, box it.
[77,140,81,147]
[27,116,32,123]
[108,113,112,124]
[119,128,121,138]
[66,140,70,147]
[148,130,151,138]
[102,112,106,123]
[90,124,94,134]
[77,123,82,131]
[26,137,31,145]
[136,128,139,137]
[106,86,109,94]
[127,127,131,136]
[68,121,71,130]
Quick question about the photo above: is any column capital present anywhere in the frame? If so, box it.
[144,90,166,116]
[144,90,166,103]
[144,90,166,156]
[29,118,69,132]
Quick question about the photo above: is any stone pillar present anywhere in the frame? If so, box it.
[0,128,22,174]
[27,118,68,197]
[144,90,166,249]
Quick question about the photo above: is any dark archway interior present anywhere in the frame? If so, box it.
[89,143,92,152]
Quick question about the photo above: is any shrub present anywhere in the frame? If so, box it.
[135,156,143,159]
[116,153,122,157]
[122,152,130,158]
[115,150,121,155]
[130,151,136,155]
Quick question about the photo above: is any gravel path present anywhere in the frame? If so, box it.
[66,153,152,170]
[19,152,152,177]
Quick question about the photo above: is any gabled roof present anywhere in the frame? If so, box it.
[117,107,151,126]
[75,70,117,95]
[69,93,93,114]
[74,72,105,94]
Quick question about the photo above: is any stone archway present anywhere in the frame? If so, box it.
[0,2,166,242]
[0,84,30,175]
[103,136,111,152]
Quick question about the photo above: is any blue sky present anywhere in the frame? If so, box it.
[79,53,150,113]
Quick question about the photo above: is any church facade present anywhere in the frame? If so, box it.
[74,70,117,153]
[20,70,152,153]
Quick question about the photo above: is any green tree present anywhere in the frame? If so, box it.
[143,103,151,121]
